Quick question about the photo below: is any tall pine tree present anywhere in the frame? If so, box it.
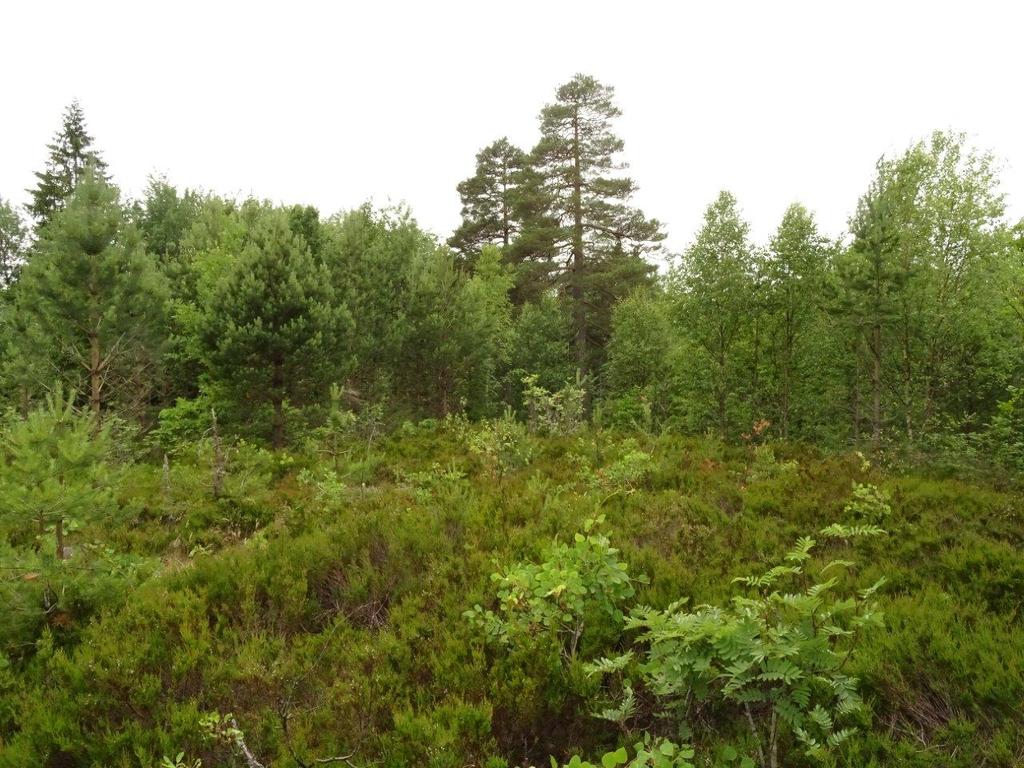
[27,101,108,227]
[450,138,554,303]
[450,138,530,255]
[530,74,663,381]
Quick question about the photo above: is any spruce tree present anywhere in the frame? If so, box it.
[201,209,352,448]
[530,74,663,380]
[27,101,108,226]
[16,170,167,418]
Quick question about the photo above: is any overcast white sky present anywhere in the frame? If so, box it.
[2,0,1021,253]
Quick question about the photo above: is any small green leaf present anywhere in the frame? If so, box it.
[601,747,628,768]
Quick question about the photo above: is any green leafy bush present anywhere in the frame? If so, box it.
[747,444,799,483]
[985,385,1024,473]
[522,374,586,436]
[575,440,656,496]
[843,482,891,523]
[468,411,534,479]
[590,527,886,767]
[551,738,696,768]
[467,516,645,664]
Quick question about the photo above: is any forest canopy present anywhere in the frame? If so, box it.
[1,77,1021,457]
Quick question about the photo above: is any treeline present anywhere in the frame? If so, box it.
[1,78,1023,459]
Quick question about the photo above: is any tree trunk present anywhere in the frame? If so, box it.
[717,335,728,437]
[271,361,286,450]
[780,355,790,440]
[89,331,102,420]
[272,397,285,450]
[902,325,914,441]
[744,704,766,768]
[211,408,225,499]
[501,161,511,248]
[570,108,587,384]
[751,313,761,420]
[55,517,66,560]
[871,323,882,452]
[781,308,794,440]
[851,339,861,444]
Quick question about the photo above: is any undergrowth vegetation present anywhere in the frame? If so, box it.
[1,417,1022,767]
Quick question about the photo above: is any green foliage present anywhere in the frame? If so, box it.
[5,73,1024,768]
[843,482,892,523]
[671,191,755,437]
[27,100,108,226]
[0,197,26,288]
[588,449,655,496]
[397,462,467,503]
[151,392,217,454]
[747,445,799,483]
[607,527,885,767]
[763,204,833,440]
[985,385,1024,472]
[14,170,168,416]
[523,373,586,436]
[296,465,348,504]
[452,245,515,415]
[0,431,1021,766]
[467,515,645,664]
[603,290,681,428]
[449,137,525,254]
[531,74,662,377]
[200,207,352,448]
[159,753,201,768]
[551,738,696,768]
[468,411,534,479]
[0,386,114,558]
[507,297,575,404]
[306,383,359,470]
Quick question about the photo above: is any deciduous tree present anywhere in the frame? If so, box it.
[674,191,754,436]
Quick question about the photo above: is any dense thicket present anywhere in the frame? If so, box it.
[1,78,1024,767]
